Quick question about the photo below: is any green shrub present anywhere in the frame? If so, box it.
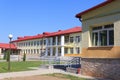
[3,50,10,61]
[23,53,26,62]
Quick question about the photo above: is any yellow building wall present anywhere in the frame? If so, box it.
[81,0,120,58]
[16,38,46,56]
[82,0,120,21]
[64,32,82,55]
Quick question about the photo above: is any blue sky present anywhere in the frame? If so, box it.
[0,0,105,43]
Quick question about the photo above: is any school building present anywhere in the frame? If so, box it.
[9,27,82,58]
[76,0,120,79]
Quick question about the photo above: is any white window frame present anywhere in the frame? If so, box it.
[92,25,114,47]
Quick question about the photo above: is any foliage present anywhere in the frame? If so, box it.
[23,53,26,62]
[3,50,10,61]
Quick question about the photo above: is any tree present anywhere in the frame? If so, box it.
[23,53,26,62]
[3,50,10,62]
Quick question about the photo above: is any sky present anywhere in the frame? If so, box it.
[0,0,105,43]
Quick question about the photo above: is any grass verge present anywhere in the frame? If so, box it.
[0,61,42,73]
[45,73,89,80]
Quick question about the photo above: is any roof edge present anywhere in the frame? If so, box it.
[12,26,82,42]
[76,0,114,18]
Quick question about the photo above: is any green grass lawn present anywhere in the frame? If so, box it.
[0,61,42,73]
[45,73,89,80]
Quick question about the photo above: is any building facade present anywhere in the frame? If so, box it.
[0,43,18,58]
[76,0,120,79]
[12,27,82,58]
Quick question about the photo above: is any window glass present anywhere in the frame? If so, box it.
[76,36,80,42]
[28,42,30,46]
[52,37,56,45]
[65,35,69,43]
[48,48,50,56]
[70,37,74,43]
[92,32,98,46]
[70,48,73,54]
[31,41,33,46]
[109,30,114,45]
[37,49,39,54]
[37,41,39,46]
[92,24,114,46]
[76,47,80,54]
[44,40,46,45]
[100,30,107,46]
[48,38,51,45]
[34,41,36,46]
[65,48,68,54]
[58,48,61,53]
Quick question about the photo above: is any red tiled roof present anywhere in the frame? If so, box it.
[12,26,82,42]
[0,43,17,49]
[46,26,82,37]
[76,0,114,18]
[12,34,44,42]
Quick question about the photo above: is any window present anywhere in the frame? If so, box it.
[58,36,61,45]
[31,41,33,46]
[25,42,27,46]
[76,36,80,42]
[28,42,30,46]
[37,49,39,54]
[100,30,107,46]
[24,42,25,46]
[44,40,46,45]
[65,35,69,43]
[52,37,56,45]
[26,42,28,46]
[58,48,61,53]
[40,40,42,45]
[92,24,114,46]
[53,48,56,56]
[65,48,68,54]
[70,48,73,54]
[76,47,80,54]
[48,38,51,45]
[37,41,39,46]
[70,37,74,43]
[48,48,50,56]
[34,41,36,46]
[109,30,114,45]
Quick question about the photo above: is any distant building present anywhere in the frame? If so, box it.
[12,27,82,58]
[76,0,120,79]
[0,43,18,58]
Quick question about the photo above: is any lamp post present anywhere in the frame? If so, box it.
[8,34,13,71]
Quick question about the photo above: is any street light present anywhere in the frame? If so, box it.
[8,34,13,71]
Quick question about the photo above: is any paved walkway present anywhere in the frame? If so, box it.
[0,68,109,80]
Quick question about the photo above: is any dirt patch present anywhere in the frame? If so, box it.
[2,75,70,80]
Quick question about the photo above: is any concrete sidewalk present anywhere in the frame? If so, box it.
[0,68,109,80]
[0,68,60,79]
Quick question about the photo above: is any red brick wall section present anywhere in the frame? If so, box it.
[81,58,120,80]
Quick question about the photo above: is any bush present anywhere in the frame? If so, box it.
[23,53,26,62]
[3,50,10,61]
